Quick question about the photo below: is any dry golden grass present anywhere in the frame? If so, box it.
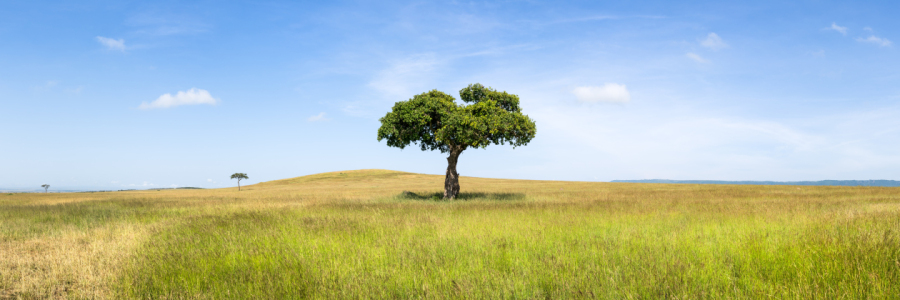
[1,169,898,299]
[0,224,150,299]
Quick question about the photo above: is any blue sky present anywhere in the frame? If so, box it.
[2,1,898,190]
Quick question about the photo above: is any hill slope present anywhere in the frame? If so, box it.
[2,169,899,299]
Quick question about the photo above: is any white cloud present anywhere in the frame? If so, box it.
[307,112,329,122]
[139,88,219,109]
[572,83,631,103]
[857,35,892,47]
[96,36,126,51]
[700,33,728,50]
[829,22,848,35]
[686,52,709,63]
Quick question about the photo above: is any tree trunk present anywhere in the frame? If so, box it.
[238,180,241,191]
[444,145,465,200]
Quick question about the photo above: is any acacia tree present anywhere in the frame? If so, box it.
[230,173,248,191]
[41,184,49,193]
[377,83,536,199]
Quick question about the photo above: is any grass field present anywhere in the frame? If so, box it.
[1,169,898,299]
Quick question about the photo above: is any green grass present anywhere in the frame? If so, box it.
[0,199,170,241]
[120,203,898,299]
[1,170,899,299]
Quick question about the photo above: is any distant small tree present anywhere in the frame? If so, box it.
[230,173,248,191]
[41,184,50,193]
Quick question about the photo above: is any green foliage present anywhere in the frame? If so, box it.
[377,84,536,153]
[230,173,248,180]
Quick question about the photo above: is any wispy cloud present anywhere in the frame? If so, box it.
[65,86,84,94]
[572,84,631,103]
[540,14,664,26]
[127,12,210,36]
[700,33,728,50]
[96,36,126,51]
[368,54,440,99]
[828,22,848,35]
[139,88,219,109]
[857,35,892,47]
[544,15,620,25]
[686,52,708,63]
[32,80,58,92]
[307,112,329,122]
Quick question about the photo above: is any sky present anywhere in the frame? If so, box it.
[1,0,899,190]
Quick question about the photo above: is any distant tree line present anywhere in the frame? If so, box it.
[611,179,900,187]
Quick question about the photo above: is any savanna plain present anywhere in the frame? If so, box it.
[1,169,898,299]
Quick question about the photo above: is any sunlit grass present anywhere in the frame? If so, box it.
[1,169,898,298]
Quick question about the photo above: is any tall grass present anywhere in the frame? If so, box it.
[1,169,898,299]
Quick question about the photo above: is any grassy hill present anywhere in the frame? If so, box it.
[1,169,898,299]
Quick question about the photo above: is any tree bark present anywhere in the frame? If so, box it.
[238,180,241,191]
[444,145,465,200]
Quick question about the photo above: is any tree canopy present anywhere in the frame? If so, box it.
[377,83,536,199]
[377,83,536,153]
